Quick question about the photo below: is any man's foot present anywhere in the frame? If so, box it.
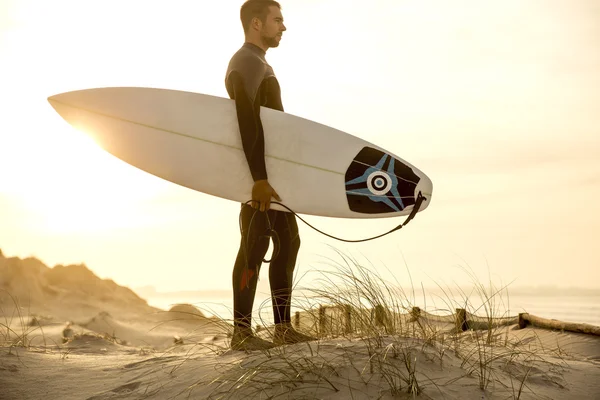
[231,328,276,351]
[273,323,317,345]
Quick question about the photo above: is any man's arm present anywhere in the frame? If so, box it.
[228,70,268,183]
[227,68,281,211]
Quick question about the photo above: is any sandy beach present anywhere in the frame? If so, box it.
[2,253,599,400]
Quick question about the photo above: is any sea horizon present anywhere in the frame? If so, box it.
[138,287,600,327]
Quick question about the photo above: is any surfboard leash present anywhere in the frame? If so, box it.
[238,206,281,289]
[270,192,426,243]
[240,192,426,267]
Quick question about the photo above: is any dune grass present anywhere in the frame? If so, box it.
[0,290,48,352]
[0,251,573,399]
[158,250,570,400]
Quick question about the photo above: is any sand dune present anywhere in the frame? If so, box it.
[0,253,157,321]
[2,325,599,399]
[1,251,600,399]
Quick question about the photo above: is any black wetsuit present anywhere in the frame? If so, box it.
[225,43,300,330]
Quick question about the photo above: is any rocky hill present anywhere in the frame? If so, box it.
[0,249,159,321]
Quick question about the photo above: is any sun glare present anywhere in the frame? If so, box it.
[0,0,598,293]
[14,121,173,235]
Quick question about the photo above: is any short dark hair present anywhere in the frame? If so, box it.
[240,0,281,33]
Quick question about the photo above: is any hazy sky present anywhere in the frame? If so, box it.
[1,0,599,293]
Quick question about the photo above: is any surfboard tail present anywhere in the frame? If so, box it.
[344,146,433,216]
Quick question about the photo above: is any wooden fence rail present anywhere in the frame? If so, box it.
[518,313,600,336]
[290,305,598,337]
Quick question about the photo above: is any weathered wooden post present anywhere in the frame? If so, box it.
[319,305,327,335]
[410,306,421,322]
[294,311,301,329]
[518,313,528,329]
[374,304,386,326]
[344,304,352,334]
[456,308,468,331]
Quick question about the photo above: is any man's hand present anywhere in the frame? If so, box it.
[252,180,281,212]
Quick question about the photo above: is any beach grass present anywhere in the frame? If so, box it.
[161,250,570,399]
[0,290,48,351]
[0,250,579,399]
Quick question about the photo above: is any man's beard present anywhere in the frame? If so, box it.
[261,34,280,48]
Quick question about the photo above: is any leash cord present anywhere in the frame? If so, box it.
[241,191,426,248]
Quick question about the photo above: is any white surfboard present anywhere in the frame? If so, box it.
[48,87,433,219]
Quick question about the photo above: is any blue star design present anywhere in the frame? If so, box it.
[345,153,405,212]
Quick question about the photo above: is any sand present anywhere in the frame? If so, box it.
[2,318,600,399]
[2,254,600,399]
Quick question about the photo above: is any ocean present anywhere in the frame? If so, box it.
[143,291,600,327]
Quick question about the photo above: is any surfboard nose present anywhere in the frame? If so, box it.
[47,93,60,102]
[47,90,84,107]
[47,92,73,113]
[47,90,70,103]
[47,92,70,121]
[48,94,59,106]
[47,91,82,126]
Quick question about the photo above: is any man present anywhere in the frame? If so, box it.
[225,0,315,350]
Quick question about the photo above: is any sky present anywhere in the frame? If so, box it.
[0,0,599,294]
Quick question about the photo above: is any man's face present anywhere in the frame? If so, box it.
[259,6,286,48]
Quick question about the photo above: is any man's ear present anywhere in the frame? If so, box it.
[251,16,262,31]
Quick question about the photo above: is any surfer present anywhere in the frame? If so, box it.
[225,0,316,350]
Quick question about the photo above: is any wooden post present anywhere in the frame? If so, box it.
[344,305,352,334]
[374,304,385,326]
[456,308,468,331]
[319,305,327,335]
[410,306,421,322]
[518,313,529,329]
[294,311,300,329]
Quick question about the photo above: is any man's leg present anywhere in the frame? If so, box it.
[231,204,275,350]
[270,211,316,344]
[269,210,300,325]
